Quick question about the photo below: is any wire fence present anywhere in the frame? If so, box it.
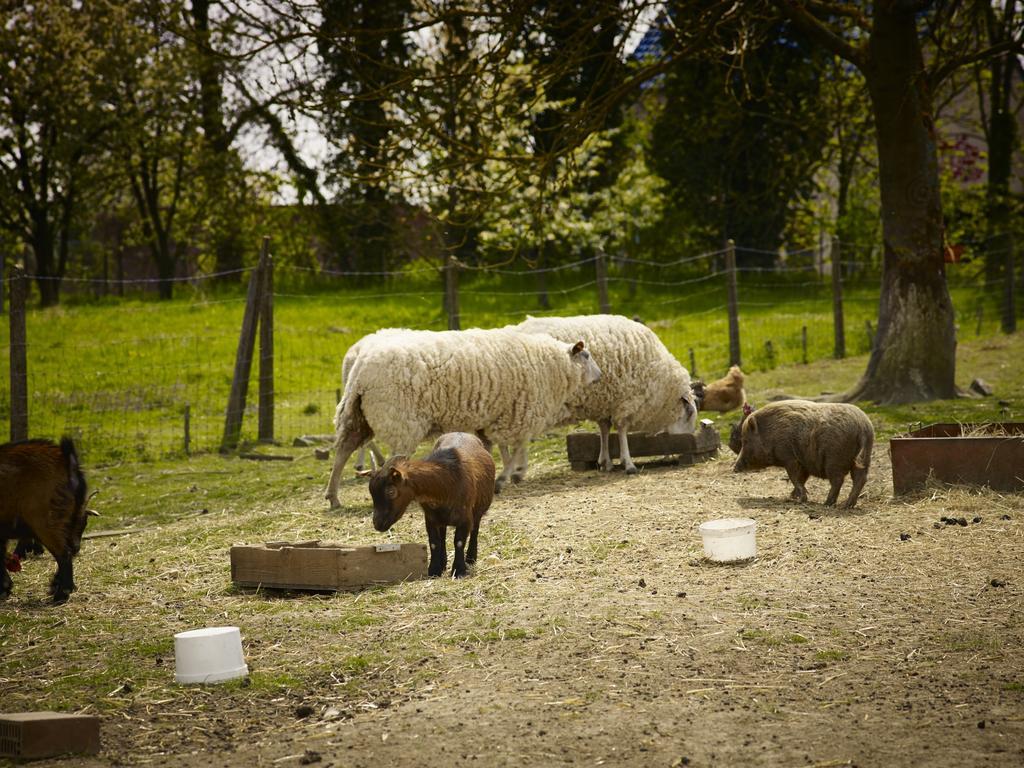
[2,237,1020,464]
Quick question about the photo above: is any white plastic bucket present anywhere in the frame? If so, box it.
[699,518,757,562]
[174,626,249,684]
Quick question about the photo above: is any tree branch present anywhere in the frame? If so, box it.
[771,0,866,70]
[929,37,1024,89]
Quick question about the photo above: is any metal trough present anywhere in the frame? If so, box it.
[889,422,1024,494]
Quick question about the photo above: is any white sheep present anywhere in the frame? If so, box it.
[340,328,424,471]
[325,327,602,508]
[507,314,697,476]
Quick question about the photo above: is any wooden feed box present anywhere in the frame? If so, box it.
[0,712,100,760]
[890,422,1024,495]
[566,420,720,471]
[230,541,429,592]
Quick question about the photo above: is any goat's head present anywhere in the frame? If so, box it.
[367,457,416,532]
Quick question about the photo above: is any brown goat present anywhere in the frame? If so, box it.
[364,432,495,578]
[694,365,747,413]
[0,438,97,603]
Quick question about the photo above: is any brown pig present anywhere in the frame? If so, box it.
[733,400,873,508]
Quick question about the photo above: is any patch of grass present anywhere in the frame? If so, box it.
[1003,682,1024,693]
[5,269,1017,462]
[815,649,850,662]
[739,628,809,646]
[940,631,1004,653]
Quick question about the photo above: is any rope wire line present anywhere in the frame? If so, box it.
[8,237,1016,461]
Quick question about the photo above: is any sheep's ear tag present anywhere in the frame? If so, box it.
[355,469,372,479]
[571,340,585,355]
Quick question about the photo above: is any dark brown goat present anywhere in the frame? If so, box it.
[364,432,495,578]
[0,438,97,603]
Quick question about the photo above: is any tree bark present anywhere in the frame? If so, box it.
[192,0,244,279]
[838,4,958,403]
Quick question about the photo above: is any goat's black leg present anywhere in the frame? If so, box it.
[451,522,471,578]
[50,554,75,604]
[0,538,11,599]
[465,523,480,565]
[426,521,447,577]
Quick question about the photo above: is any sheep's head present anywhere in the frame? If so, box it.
[367,457,416,532]
[665,387,699,435]
[569,340,602,385]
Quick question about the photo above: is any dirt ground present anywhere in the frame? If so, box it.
[6,438,1024,767]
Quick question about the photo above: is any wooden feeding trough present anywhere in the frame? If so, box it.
[230,541,428,592]
[566,419,720,471]
[890,422,1024,495]
[0,712,100,760]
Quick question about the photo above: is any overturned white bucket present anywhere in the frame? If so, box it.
[699,518,757,562]
[174,626,249,684]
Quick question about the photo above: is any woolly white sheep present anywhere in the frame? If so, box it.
[325,327,602,508]
[340,328,425,471]
[507,314,697,476]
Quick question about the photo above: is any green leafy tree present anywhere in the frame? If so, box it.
[319,0,414,272]
[775,0,1023,403]
[651,16,832,266]
[0,1,119,306]
[108,0,202,300]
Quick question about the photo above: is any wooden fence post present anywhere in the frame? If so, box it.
[221,248,265,451]
[802,325,808,365]
[596,248,611,314]
[258,237,274,443]
[1003,237,1016,334]
[445,254,460,330]
[9,261,28,441]
[831,236,845,359]
[1,249,5,312]
[689,348,697,378]
[184,404,191,456]
[725,239,741,367]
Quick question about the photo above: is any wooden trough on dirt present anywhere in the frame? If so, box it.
[230,541,428,592]
[890,422,1024,495]
[566,419,720,471]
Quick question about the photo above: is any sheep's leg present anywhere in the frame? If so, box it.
[843,467,868,509]
[353,445,367,472]
[426,520,447,577]
[368,442,385,467]
[597,420,613,472]
[511,443,529,484]
[617,424,638,475]
[496,445,515,494]
[0,538,11,600]
[325,415,373,509]
[785,463,809,502]
[451,521,471,578]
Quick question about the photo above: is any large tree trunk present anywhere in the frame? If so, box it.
[841,5,958,404]
[30,213,60,308]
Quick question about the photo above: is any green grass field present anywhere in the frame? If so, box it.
[0,266,1014,462]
